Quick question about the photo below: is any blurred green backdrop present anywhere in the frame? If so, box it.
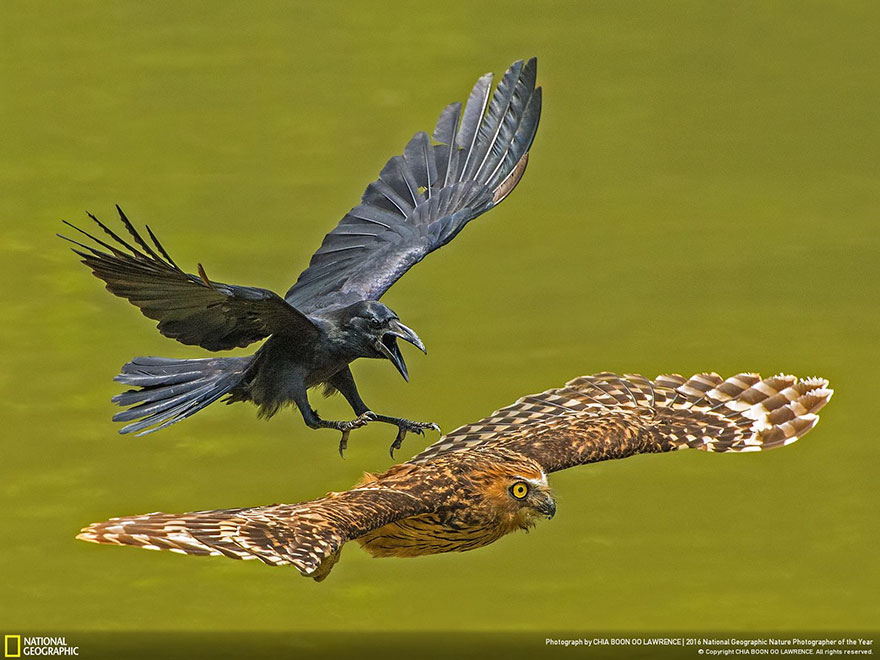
[1,0,877,636]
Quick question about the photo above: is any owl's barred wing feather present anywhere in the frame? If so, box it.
[286,58,541,311]
[77,484,430,580]
[410,372,833,472]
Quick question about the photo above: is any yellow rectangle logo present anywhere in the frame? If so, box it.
[4,635,21,658]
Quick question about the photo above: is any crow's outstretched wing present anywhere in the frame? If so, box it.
[61,207,318,351]
[409,372,833,472]
[287,58,542,312]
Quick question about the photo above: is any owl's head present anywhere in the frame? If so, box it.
[475,459,556,532]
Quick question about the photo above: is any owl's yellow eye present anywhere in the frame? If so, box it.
[510,482,529,499]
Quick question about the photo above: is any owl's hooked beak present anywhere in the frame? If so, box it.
[534,492,556,520]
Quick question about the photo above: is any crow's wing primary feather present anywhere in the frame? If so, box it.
[286,58,541,312]
[61,206,319,351]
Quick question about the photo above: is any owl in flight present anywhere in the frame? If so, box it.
[78,370,832,581]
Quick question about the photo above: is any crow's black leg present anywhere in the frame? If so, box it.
[328,368,371,416]
[291,382,374,456]
[329,368,439,457]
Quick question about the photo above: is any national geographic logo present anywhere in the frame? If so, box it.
[4,636,78,656]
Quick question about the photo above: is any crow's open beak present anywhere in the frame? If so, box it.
[377,320,426,382]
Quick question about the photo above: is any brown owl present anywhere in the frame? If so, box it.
[77,371,832,581]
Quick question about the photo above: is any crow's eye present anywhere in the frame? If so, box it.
[510,482,529,499]
[369,318,381,329]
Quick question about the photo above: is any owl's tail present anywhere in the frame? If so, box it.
[645,372,834,452]
[111,355,253,435]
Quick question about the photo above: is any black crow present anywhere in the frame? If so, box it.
[61,58,542,455]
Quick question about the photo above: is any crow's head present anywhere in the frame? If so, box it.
[342,301,425,381]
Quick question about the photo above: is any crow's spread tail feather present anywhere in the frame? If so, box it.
[112,356,253,435]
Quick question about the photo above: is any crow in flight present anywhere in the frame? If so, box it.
[61,58,542,455]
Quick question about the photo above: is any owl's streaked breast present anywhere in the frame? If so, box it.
[356,511,510,557]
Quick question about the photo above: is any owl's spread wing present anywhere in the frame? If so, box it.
[286,58,541,312]
[60,207,318,351]
[409,372,833,472]
[77,481,430,580]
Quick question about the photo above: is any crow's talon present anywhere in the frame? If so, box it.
[400,419,437,433]
[385,419,438,457]
[333,412,376,458]
[389,428,407,459]
[338,430,350,458]
[338,413,373,432]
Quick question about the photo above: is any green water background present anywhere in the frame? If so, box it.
[1,1,877,634]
